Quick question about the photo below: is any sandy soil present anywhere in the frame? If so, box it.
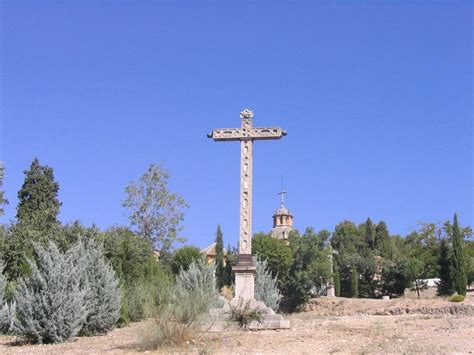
[1,293,472,354]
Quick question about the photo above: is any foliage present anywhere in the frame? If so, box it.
[331,221,363,256]
[171,246,203,275]
[448,294,464,302]
[3,159,63,281]
[102,227,171,324]
[436,239,454,296]
[374,221,393,260]
[145,260,220,348]
[351,268,359,298]
[333,263,341,297]
[8,240,121,343]
[57,221,103,252]
[227,300,263,329]
[379,260,408,298]
[10,242,87,343]
[214,225,225,289]
[281,228,331,311]
[122,163,188,254]
[80,240,121,336]
[0,263,9,332]
[224,243,235,286]
[405,258,428,299]
[254,256,280,312]
[16,158,61,232]
[252,233,293,285]
[451,214,467,296]
[0,162,8,217]
[363,218,375,250]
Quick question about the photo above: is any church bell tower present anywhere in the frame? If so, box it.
[271,189,294,241]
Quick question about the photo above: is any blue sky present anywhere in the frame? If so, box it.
[1,1,472,248]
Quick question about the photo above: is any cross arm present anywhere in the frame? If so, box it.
[207,127,287,141]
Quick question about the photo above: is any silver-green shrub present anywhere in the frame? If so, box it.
[10,240,121,343]
[254,255,280,312]
[80,241,121,336]
[145,260,221,348]
[11,242,87,343]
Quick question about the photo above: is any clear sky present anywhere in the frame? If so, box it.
[0,1,472,249]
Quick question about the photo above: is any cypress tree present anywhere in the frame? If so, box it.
[351,268,359,298]
[16,158,61,231]
[224,243,233,286]
[436,239,454,296]
[451,214,467,296]
[0,162,8,217]
[364,218,374,250]
[214,225,225,290]
[334,264,341,297]
[374,221,393,260]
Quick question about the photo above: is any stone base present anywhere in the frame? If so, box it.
[209,298,290,331]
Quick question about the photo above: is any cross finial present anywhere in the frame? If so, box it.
[278,189,287,207]
[240,108,254,119]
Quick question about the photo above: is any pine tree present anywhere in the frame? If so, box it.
[253,256,280,312]
[451,214,467,296]
[214,225,225,289]
[364,218,374,250]
[16,158,61,231]
[374,221,393,260]
[0,162,8,217]
[351,268,359,298]
[436,239,454,296]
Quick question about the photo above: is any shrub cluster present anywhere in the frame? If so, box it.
[4,241,120,343]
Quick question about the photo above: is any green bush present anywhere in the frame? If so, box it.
[227,300,263,329]
[171,246,203,274]
[448,294,465,302]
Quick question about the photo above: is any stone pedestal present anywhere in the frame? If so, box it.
[326,284,336,297]
[233,254,256,300]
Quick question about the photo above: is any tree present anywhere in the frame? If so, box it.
[123,164,188,254]
[380,260,408,298]
[451,214,467,296]
[171,246,203,274]
[214,225,225,289]
[224,243,234,286]
[331,220,364,256]
[374,221,393,260]
[16,158,61,231]
[364,218,375,250]
[436,239,454,296]
[333,265,341,297]
[405,258,428,299]
[0,162,8,217]
[351,268,359,298]
[3,159,62,281]
[252,233,293,284]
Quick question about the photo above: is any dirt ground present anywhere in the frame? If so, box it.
[1,293,473,354]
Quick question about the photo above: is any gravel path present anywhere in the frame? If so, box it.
[1,294,472,354]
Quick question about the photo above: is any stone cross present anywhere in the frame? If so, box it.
[208,109,286,300]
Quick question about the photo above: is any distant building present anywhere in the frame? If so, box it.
[200,242,228,265]
[271,189,294,242]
